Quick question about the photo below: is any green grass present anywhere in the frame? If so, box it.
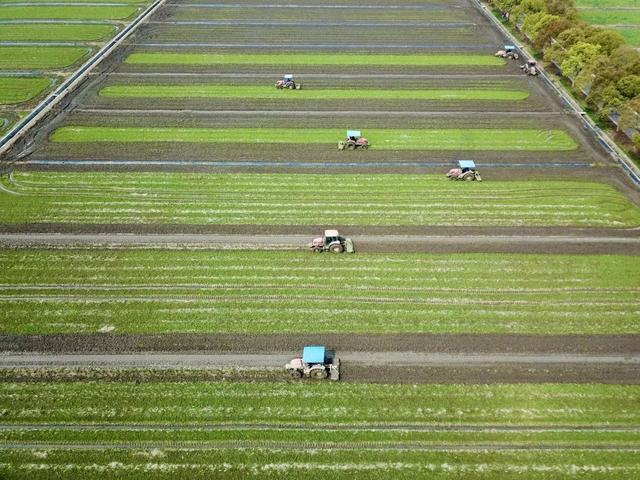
[1,249,638,334]
[0,382,638,478]
[50,127,578,151]
[4,172,635,227]
[100,84,530,101]
[126,52,506,67]
[614,27,640,45]
[0,46,89,70]
[1,382,637,425]
[0,24,115,42]
[580,9,640,25]
[577,0,640,8]
[1,447,637,479]
[0,76,50,104]
[0,5,139,20]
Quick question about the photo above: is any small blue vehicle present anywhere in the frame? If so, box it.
[285,346,340,380]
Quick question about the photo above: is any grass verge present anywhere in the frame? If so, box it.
[0,76,50,104]
[100,84,530,101]
[125,52,506,67]
[1,249,638,334]
[50,126,578,150]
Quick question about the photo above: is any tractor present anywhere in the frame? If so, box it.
[338,130,369,150]
[495,45,519,60]
[285,345,340,381]
[520,60,539,76]
[309,229,355,253]
[275,74,301,90]
[447,160,482,181]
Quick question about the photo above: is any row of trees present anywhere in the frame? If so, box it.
[491,0,640,149]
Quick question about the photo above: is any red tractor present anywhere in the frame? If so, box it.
[447,160,482,181]
[309,229,355,253]
[338,130,369,150]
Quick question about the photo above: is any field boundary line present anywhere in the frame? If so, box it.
[0,0,168,159]
[472,0,640,186]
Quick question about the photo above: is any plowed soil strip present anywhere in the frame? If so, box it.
[1,353,638,368]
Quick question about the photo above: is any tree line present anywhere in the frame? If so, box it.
[491,0,640,149]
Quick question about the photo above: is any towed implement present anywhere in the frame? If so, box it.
[521,60,539,76]
[285,345,340,381]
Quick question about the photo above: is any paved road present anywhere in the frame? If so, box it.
[2,353,638,368]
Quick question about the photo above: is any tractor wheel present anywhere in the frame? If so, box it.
[347,143,356,150]
[361,144,369,150]
[289,369,302,379]
[311,247,322,253]
[514,53,520,60]
[330,244,344,253]
[311,369,327,379]
[464,173,474,181]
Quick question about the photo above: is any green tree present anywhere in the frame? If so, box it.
[618,76,640,99]
[619,97,640,132]
[561,41,602,79]
[588,29,625,55]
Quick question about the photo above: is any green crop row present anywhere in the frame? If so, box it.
[3,172,635,227]
[0,46,90,70]
[1,447,638,479]
[0,24,116,42]
[126,52,506,67]
[0,5,140,20]
[2,427,639,446]
[1,249,638,334]
[50,127,578,150]
[1,382,638,425]
[99,85,530,101]
[0,76,51,104]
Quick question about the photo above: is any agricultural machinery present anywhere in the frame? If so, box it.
[275,74,301,89]
[495,45,519,60]
[338,130,369,150]
[521,60,539,76]
[285,345,340,381]
[447,160,482,181]
[309,229,355,253]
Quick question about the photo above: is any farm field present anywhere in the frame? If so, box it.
[0,0,149,134]
[577,0,640,46]
[1,249,638,334]
[0,382,638,479]
[1,0,639,476]
[2,172,638,227]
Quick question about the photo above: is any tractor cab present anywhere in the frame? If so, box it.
[285,345,340,381]
[447,160,482,181]
[310,229,355,253]
[275,74,301,89]
[338,130,369,150]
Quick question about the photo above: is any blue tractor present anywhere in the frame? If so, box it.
[285,346,340,380]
